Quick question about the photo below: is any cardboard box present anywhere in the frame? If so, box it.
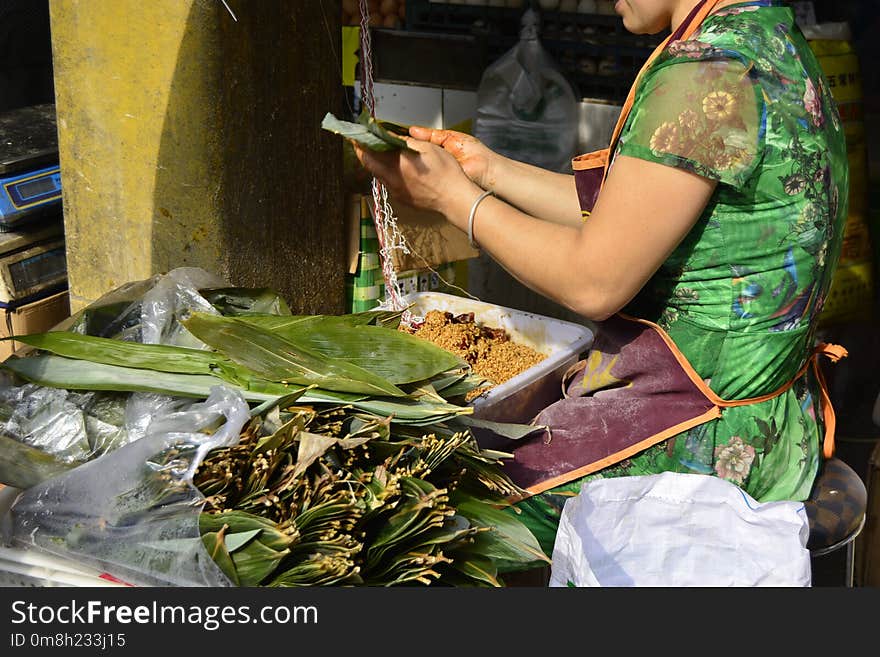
[347,194,479,277]
[0,290,70,361]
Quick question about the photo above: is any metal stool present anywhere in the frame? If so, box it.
[804,457,867,586]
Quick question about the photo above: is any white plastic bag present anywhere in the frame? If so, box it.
[474,8,578,173]
[550,472,811,587]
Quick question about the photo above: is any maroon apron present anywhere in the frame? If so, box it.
[503,0,847,498]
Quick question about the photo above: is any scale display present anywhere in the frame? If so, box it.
[0,165,62,228]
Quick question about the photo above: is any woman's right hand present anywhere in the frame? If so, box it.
[408,126,496,191]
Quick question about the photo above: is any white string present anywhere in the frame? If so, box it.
[356,0,480,323]
[358,0,409,314]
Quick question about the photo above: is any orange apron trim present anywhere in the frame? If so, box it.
[572,0,723,220]
[524,406,723,497]
[619,312,848,460]
[571,149,609,172]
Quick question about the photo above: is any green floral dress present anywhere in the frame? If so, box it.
[516,0,849,558]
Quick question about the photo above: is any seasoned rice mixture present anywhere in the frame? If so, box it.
[403,310,546,400]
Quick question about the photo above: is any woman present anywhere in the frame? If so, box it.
[354,0,849,559]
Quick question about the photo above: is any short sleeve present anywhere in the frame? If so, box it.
[616,53,763,187]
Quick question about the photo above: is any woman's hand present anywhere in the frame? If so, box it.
[351,136,482,229]
[408,126,496,190]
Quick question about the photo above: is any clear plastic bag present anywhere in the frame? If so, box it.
[474,8,579,173]
[5,386,250,587]
[0,267,289,488]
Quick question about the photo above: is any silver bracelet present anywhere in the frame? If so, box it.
[467,189,494,249]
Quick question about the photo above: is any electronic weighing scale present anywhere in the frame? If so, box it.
[0,103,63,230]
[0,103,67,306]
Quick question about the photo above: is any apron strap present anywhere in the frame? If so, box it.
[604,0,724,184]
[708,343,847,459]
[619,313,848,460]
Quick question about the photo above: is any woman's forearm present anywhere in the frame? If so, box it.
[482,154,583,227]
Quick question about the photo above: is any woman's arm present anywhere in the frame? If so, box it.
[409,127,583,227]
[354,139,717,321]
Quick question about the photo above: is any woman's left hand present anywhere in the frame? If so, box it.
[351,137,482,229]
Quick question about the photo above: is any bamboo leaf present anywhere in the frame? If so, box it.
[237,315,464,385]
[200,287,291,316]
[293,432,339,478]
[182,313,407,397]
[452,416,547,441]
[224,529,262,553]
[200,511,294,552]
[454,498,551,565]
[449,554,502,587]
[230,540,290,586]
[0,432,75,489]
[201,530,240,586]
[4,332,247,382]
[1,354,280,402]
[321,110,412,152]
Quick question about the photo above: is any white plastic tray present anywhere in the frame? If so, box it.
[0,485,127,587]
[403,292,595,424]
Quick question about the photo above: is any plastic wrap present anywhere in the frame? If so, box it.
[0,267,288,489]
[6,386,250,587]
[0,268,286,583]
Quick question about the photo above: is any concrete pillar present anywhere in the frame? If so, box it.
[49,0,345,313]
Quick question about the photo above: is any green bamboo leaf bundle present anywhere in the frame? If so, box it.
[190,402,547,587]
[182,312,407,397]
[237,315,464,385]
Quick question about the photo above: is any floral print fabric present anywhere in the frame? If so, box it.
[513,1,848,558]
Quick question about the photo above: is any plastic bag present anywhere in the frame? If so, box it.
[4,386,250,587]
[474,8,579,173]
[0,267,290,489]
[549,472,812,587]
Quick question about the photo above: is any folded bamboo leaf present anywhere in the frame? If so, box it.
[182,313,406,397]
[200,510,292,549]
[442,376,491,398]
[237,315,464,385]
[202,530,240,586]
[462,531,548,571]
[454,498,550,565]
[293,432,339,478]
[321,110,412,152]
[449,554,501,587]
[230,539,290,586]
[224,529,262,553]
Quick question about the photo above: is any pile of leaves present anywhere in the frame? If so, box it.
[193,402,547,586]
[0,283,549,586]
